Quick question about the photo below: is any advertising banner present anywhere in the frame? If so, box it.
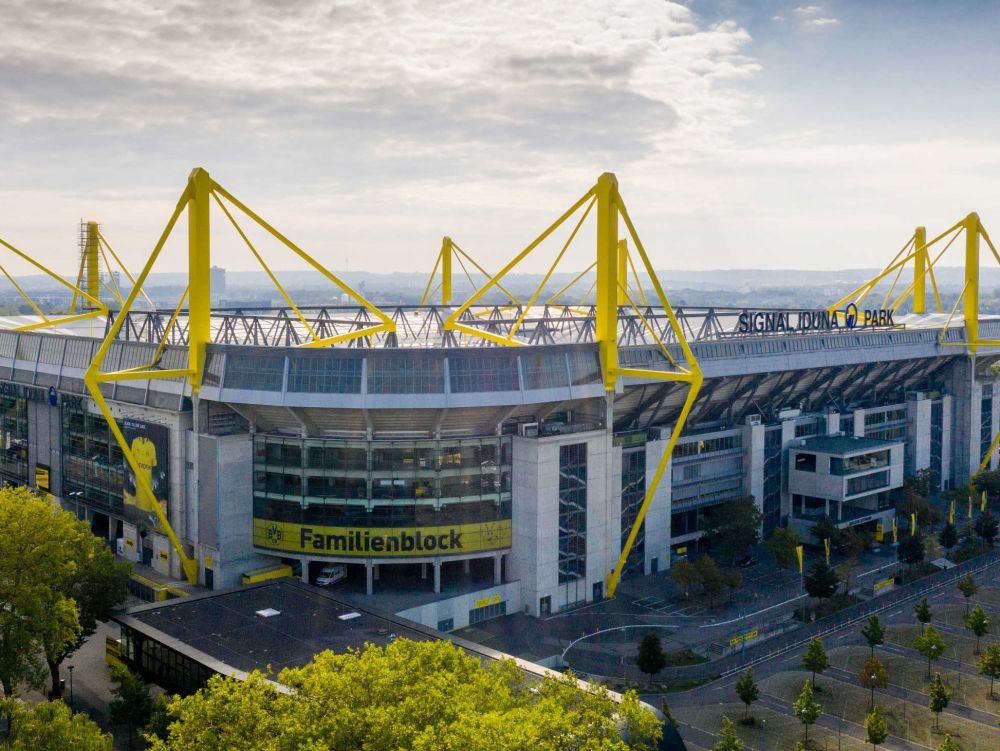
[122,418,169,525]
[253,519,512,557]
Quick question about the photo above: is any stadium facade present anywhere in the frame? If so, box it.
[3,171,997,631]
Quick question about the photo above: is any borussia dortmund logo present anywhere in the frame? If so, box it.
[265,524,284,543]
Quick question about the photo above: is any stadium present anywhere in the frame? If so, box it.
[1,167,998,633]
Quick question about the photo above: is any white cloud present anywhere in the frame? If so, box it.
[805,16,839,27]
[793,5,824,15]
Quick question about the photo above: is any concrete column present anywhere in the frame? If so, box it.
[947,358,979,485]
[854,409,866,438]
[837,500,842,522]
[373,564,380,581]
[365,561,373,595]
[992,385,1000,471]
[825,411,840,437]
[421,563,427,580]
[462,559,470,575]
[433,560,441,593]
[906,393,932,477]
[494,553,502,585]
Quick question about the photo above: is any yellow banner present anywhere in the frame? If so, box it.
[949,501,955,525]
[982,490,988,512]
[910,512,916,536]
[824,537,830,564]
[892,517,898,543]
[875,523,884,542]
[796,545,804,573]
[474,594,502,609]
[874,578,894,591]
[253,518,512,557]
[729,629,759,647]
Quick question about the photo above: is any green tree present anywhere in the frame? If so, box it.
[956,573,978,616]
[1,698,111,751]
[713,715,743,751]
[809,515,840,553]
[864,704,888,750]
[974,510,999,548]
[801,639,829,689]
[636,632,667,686]
[765,526,801,570]
[907,469,933,499]
[0,487,96,698]
[724,568,742,605]
[938,523,959,556]
[670,558,700,599]
[792,679,821,742]
[859,655,888,712]
[979,642,1000,698]
[937,735,960,751]
[914,597,933,630]
[803,560,839,602]
[734,669,759,723]
[109,663,154,750]
[146,639,663,751]
[700,497,763,565]
[897,490,937,529]
[914,626,946,680]
[44,532,130,698]
[966,605,989,654]
[928,672,951,730]
[861,615,885,657]
[898,531,926,571]
[697,556,726,608]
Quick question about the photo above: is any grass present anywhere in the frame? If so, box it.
[762,668,998,750]
[887,623,1000,669]
[830,645,1000,714]
[973,585,1000,607]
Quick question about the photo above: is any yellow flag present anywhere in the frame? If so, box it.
[982,490,988,512]
[875,523,884,542]
[969,494,974,519]
[892,517,898,543]
[824,537,830,564]
[949,501,955,525]
[796,545,804,573]
[910,512,916,536]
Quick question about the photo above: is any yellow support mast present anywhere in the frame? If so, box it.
[913,226,927,314]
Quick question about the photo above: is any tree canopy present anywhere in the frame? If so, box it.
[700,497,762,565]
[146,639,662,751]
[914,597,933,628]
[974,510,999,547]
[956,573,978,614]
[978,642,1000,698]
[1,698,111,751]
[0,487,129,699]
[897,531,925,569]
[764,526,800,570]
[861,616,885,656]
[938,523,958,554]
[713,716,743,751]
[966,605,989,653]
[792,680,820,742]
[864,705,888,749]
[734,670,759,722]
[928,672,950,730]
[801,639,829,688]
[914,627,946,679]
[636,633,667,685]
[803,560,839,601]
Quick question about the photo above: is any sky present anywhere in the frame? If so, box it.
[1,0,1000,277]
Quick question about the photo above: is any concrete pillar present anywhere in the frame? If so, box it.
[947,358,979,485]
[421,563,427,580]
[462,559,470,575]
[494,553,502,585]
[854,409,866,438]
[825,411,840,437]
[373,564,380,581]
[991,384,1000,471]
[837,500,842,522]
[433,560,441,593]
[365,561,373,595]
[906,392,932,477]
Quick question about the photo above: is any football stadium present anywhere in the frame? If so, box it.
[1,167,998,632]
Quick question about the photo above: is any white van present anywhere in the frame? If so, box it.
[315,564,347,586]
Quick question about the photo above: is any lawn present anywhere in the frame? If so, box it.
[762,668,998,750]
[887,623,1000,670]
[830,645,1000,715]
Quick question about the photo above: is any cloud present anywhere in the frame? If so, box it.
[804,16,839,27]
[793,5,824,15]
[792,4,839,28]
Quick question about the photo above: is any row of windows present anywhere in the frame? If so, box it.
[846,470,890,496]
[253,497,511,528]
[255,438,509,473]
[255,471,511,500]
[864,408,906,427]
[221,350,602,394]
[673,433,742,458]
[558,443,588,583]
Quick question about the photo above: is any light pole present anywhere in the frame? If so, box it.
[760,718,766,750]
[67,664,74,708]
[869,673,876,711]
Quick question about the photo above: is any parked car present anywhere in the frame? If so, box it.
[315,564,347,586]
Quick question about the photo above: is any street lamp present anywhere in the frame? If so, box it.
[869,673,876,711]
[67,664,74,708]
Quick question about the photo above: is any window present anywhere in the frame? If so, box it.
[847,471,889,496]
[794,453,817,472]
[368,355,444,394]
[620,447,645,572]
[224,353,284,391]
[469,600,507,625]
[567,350,602,385]
[287,356,362,393]
[558,443,588,583]
[449,353,519,393]
[521,352,569,390]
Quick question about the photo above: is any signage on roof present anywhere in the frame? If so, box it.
[736,305,895,335]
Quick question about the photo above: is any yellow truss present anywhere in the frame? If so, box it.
[84,167,395,583]
[443,172,701,597]
[420,236,522,307]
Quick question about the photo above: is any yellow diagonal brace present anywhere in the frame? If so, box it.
[452,244,522,305]
[96,368,192,382]
[300,324,397,348]
[13,310,103,332]
[544,260,596,306]
[0,236,105,312]
[0,264,46,319]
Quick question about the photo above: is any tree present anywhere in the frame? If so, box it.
[914,597,933,630]
[734,669,759,723]
[713,716,744,751]
[907,469,933,499]
[697,556,726,608]
[2,698,111,751]
[897,491,937,529]
[978,642,1000,698]
[670,558,700,599]
[861,615,885,657]
[898,531,926,571]
[724,569,742,605]
[146,639,663,751]
[937,735,960,751]
[865,705,888,750]
[636,632,667,686]
[803,560,839,602]
[0,487,99,698]
[974,510,999,548]
[966,605,990,654]
[109,663,154,750]
[801,639,829,689]
[859,655,888,712]
[700,497,763,565]
[43,531,130,698]
[928,672,951,730]
[792,679,821,742]
[809,515,840,553]
[938,523,958,556]
[915,626,946,680]
[956,573,978,615]
[765,526,801,570]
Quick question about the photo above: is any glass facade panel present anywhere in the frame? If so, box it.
[0,395,28,485]
[449,353,519,393]
[287,356,362,394]
[368,355,444,394]
[829,450,890,476]
[567,350,602,385]
[521,352,569,390]
[558,443,587,583]
[846,470,889,496]
[762,426,782,534]
[62,403,124,513]
[620,445,645,572]
[223,353,285,391]
[981,384,993,468]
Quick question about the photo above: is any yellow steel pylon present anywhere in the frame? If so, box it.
[443,172,701,597]
[85,167,395,583]
[420,236,521,306]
